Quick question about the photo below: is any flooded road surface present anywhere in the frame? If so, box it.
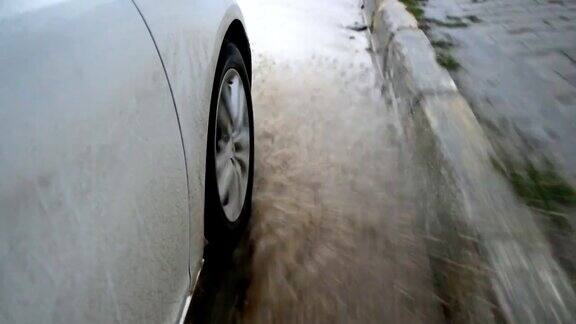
[191,0,442,322]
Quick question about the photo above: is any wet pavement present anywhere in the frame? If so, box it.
[423,0,576,299]
[190,0,442,322]
[425,0,576,184]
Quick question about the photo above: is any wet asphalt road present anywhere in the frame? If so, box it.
[190,0,442,322]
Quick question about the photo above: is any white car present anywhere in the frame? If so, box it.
[0,0,254,322]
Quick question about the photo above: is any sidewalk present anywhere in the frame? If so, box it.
[423,0,576,291]
[424,0,576,183]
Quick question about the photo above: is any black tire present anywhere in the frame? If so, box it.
[204,40,254,253]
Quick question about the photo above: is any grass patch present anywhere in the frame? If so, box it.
[426,17,469,28]
[436,52,460,70]
[492,158,576,229]
[398,0,462,71]
[431,39,454,49]
[466,15,482,23]
[399,0,425,21]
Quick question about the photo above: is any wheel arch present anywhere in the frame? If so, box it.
[223,19,252,83]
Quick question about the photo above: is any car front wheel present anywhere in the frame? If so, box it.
[205,40,254,252]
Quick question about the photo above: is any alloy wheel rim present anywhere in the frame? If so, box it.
[214,68,250,222]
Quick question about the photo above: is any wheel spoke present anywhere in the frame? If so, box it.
[217,159,234,204]
[234,147,249,171]
[231,159,243,212]
[229,76,241,127]
[216,152,229,174]
[233,81,247,128]
[233,130,250,150]
[218,85,233,135]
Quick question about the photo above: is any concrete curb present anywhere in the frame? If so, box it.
[362,0,576,322]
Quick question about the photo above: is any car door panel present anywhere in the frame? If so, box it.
[0,0,189,322]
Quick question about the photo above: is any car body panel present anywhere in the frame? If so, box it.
[131,0,246,278]
[0,0,190,322]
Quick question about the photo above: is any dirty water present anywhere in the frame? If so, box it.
[189,0,442,322]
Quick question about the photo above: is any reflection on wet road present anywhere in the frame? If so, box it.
[190,0,442,322]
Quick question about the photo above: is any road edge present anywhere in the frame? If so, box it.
[362,0,576,322]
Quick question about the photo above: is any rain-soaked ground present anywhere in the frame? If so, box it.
[189,0,442,322]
